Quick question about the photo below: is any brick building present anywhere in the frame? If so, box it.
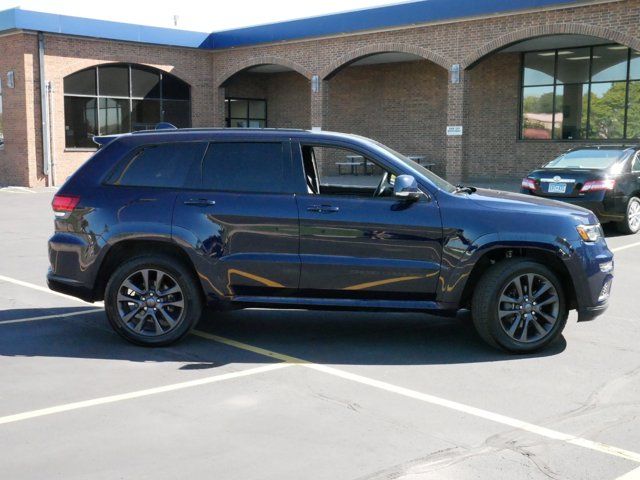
[1,0,639,186]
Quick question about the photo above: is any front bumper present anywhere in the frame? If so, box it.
[565,239,614,322]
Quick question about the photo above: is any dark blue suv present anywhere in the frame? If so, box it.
[48,128,614,353]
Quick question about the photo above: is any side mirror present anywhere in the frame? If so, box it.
[393,175,421,201]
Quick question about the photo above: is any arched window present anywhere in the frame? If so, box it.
[63,64,191,148]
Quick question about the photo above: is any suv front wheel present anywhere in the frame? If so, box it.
[472,260,568,353]
[104,255,203,346]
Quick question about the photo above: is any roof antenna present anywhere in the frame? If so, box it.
[173,15,179,27]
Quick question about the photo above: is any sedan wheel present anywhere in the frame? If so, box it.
[617,197,640,234]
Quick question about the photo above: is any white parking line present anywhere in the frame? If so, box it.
[0,308,103,325]
[612,241,640,253]
[5,272,640,465]
[194,331,640,464]
[617,466,640,479]
[0,275,103,307]
[0,362,291,425]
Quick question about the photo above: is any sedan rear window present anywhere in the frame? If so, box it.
[544,149,626,169]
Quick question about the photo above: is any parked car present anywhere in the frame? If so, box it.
[521,146,640,234]
[48,128,614,353]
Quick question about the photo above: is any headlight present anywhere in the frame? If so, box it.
[576,224,603,242]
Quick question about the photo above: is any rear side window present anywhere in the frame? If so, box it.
[107,142,206,188]
[632,153,640,172]
[202,142,286,193]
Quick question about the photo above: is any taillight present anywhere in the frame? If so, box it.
[521,177,537,190]
[580,179,616,192]
[52,194,80,215]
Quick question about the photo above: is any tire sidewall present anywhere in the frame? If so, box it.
[485,262,567,353]
[105,256,202,347]
[626,197,640,234]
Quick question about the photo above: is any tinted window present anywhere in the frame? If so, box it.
[632,153,640,172]
[98,65,129,97]
[202,143,286,193]
[64,68,96,96]
[108,142,206,188]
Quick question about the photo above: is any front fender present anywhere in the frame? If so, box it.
[437,231,573,306]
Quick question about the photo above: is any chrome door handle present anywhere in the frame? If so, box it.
[307,205,339,213]
[184,199,215,207]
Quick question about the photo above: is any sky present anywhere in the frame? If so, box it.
[0,0,407,32]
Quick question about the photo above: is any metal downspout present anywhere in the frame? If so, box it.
[38,32,52,186]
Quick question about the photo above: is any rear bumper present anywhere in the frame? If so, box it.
[521,191,626,222]
[47,271,97,303]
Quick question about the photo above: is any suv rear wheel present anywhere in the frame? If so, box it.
[616,196,640,235]
[472,260,568,353]
[104,255,203,346]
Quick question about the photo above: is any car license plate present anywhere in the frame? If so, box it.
[548,183,567,194]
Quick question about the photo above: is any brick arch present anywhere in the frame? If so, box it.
[60,61,194,87]
[320,43,451,80]
[462,23,640,69]
[215,56,313,87]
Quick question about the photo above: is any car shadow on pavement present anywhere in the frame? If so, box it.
[0,306,566,368]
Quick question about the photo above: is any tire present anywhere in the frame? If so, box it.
[471,260,568,353]
[616,196,640,235]
[104,254,203,347]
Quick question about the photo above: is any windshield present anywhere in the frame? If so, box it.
[368,140,457,193]
[544,149,627,169]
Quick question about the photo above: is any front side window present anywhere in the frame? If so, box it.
[202,142,286,193]
[107,142,206,188]
[64,64,191,148]
[521,45,640,141]
[225,98,267,128]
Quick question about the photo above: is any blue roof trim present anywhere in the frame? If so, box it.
[0,8,213,49]
[210,0,589,49]
[0,1,593,50]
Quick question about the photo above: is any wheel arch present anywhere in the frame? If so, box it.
[456,245,578,311]
[93,239,202,301]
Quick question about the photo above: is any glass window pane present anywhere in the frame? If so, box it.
[131,67,160,98]
[630,50,640,80]
[108,142,207,188]
[588,82,626,139]
[522,86,554,139]
[64,97,98,148]
[554,84,588,140]
[99,98,130,135]
[557,47,590,84]
[625,81,640,139]
[230,119,248,128]
[202,143,286,193]
[592,45,629,82]
[229,99,247,118]
[249,100,266,119]
[132,99,161,130]
[98,65,129,97]
[248,119,266,128]
[523,51,555,86]
[162,74,189,100]
[162,100,190,128]
[64,68,96,96]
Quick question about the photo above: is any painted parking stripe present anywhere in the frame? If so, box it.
[0,362,291,426]
[0,275,103,307]
[616,466,640,479]
[193,330,640,464]
[611,241,640,253]
[5,272,640,464]
[0,308,103,325]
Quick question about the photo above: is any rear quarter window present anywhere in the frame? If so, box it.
[106,142,207,188]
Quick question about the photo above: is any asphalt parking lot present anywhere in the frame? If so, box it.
[1,187,639,480]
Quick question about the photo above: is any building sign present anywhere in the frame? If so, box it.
[446,125,463,136]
